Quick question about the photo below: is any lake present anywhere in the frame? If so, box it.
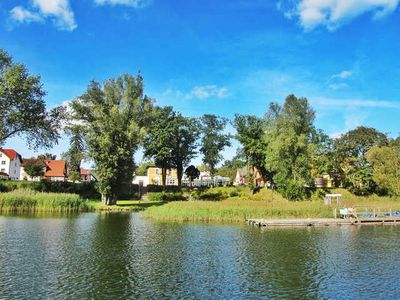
[1,213,400,299]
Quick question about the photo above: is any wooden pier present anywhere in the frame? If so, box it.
[247,217,400,227]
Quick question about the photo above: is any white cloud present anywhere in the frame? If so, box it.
[9,0,77,31]
[279,0,399,30]
[331,70,352,79]
[94,0,151,7]
[328,69,353,89]
[10,6,43,24]
[185,85,229,100]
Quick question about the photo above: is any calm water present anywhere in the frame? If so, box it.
[1,213,400,299]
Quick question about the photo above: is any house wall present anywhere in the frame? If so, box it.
[147,167,178,186]
[19,166,42,181]
[132,175,149,187]
[0,153,21,180]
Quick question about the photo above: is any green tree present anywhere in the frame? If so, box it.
[72,74,153,205]
[0,49,64,148]
[264,95,316,200]
[199,114,231,176]
[234,115,271,181]
[185,165,200,186]
[170,114,200,186]
[334,126,388,195]
[38,153,57,160]
[62,125,86,175]
[143,106,176,187]
[23,159,45,178]
[367,145,400,196]
[135,161,154,176]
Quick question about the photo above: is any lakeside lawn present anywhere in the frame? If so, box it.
[1,187,399,223]
[141,188,400,223]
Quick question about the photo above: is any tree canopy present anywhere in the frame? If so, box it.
[72,74,153,205]
[0,49,64,148]
[199,114,231,176]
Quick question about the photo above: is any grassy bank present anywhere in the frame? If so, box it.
[141,188,400,223]
[0,190,89,212]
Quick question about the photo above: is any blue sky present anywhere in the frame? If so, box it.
[1,0,400,165]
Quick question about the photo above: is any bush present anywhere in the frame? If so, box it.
[0,180,100,199]
[279,180,309,201]
[147,185,182,193]
[147,192,186,202]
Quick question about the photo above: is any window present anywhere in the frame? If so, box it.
[1,161,5,165]
[155,168,159,175]
[1,168,5,172]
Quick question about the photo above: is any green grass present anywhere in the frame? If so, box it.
[0,190,89,212]
[87,199,164,212]
[141,187,400,223]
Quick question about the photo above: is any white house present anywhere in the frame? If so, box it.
[132,175,149,187]
[0,149,22,180]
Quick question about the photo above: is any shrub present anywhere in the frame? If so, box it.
[147,192,187,202]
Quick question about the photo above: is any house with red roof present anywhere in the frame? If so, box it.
[0,149,23,180]
[44,160,68,182]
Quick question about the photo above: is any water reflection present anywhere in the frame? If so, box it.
[1,213,400,299]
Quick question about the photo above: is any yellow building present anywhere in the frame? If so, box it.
[146,166,179,186]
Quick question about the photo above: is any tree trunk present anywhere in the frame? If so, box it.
[101,194,117,206]
[177,164,183,187]
[162,167,167,189]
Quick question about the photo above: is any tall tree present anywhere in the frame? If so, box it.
[367,145,400,196]
[72,74,153,205]
[234,115,270,181]
[62,125,86,181]
[23,159,45,179]
[170,114,200,186]
[199,114,231,176]
[144,107,199,187]
[334,126,388,195]
[185,165,200,186]
[0,49,64,148]
[38,153,57,160]
[264,95,316,200]
[143,106,176,187]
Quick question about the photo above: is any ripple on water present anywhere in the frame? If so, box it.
[1,214,400,299]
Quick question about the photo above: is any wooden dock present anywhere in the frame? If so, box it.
[247,217,400,227]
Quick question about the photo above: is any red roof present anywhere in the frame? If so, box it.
[44,160,67,177]
[0,149,21,161]
[80,168,90,176]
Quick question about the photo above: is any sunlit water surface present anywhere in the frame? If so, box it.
[1,213,400,299]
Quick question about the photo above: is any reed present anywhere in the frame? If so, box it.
[0,190,89,212]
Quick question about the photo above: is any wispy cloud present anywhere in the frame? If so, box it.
[185,85,229,100]
[328,69,353,90]
[94,0,151,8]
[278,0,399,31]
[311,97,400,109]
[10,6,43,24]
[9,0,77,31]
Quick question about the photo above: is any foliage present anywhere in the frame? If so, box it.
[143,106,175,186]
[0,180,100,199]
[334,126,388,195]
[0,49,65,148]
[233,115,270,181]
[23,159,45,178]
[144,107,199,186]
[199,114,231,175]
[62,125,86,174]
[0,190,88,212]
[185,165,200,183]
[135,161,154,176]
[38,153,57,160]
[170,114,200,186]
[367,145,400,196]
[72,73,153,205]
[264,95,316,200]
[215,167,236,181]
[147,192,186,202]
